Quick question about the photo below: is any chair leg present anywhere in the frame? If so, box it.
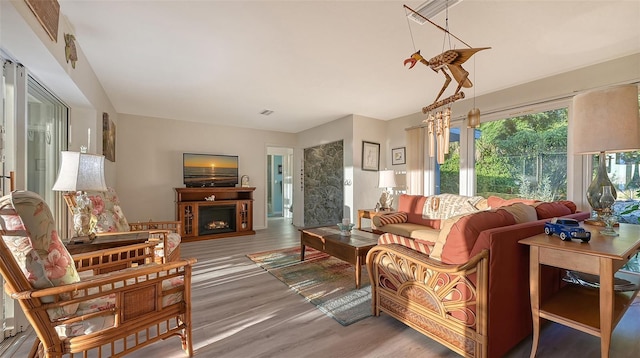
[182,326,194,357]
[28,339,42,358]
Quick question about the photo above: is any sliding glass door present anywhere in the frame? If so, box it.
[26,76,68,220]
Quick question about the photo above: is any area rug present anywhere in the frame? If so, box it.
[247,247,371,326]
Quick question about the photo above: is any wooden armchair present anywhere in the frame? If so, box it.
[63,187,182,263]
[0,190,196,357]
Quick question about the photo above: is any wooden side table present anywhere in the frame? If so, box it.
[519,223,640,358]
[357,208,394,232]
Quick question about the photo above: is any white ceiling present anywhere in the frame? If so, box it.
[56,0,640,133]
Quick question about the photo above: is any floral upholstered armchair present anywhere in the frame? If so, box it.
[0,190,195,357]
[67,187,181,263]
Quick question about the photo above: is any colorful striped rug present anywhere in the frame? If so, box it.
[247,246,371,326]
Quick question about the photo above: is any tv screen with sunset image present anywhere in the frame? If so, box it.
[183,153,239,187]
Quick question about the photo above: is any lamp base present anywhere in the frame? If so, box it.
[584,211,619,227]
[379,191,394,211]
[585,218,606,227]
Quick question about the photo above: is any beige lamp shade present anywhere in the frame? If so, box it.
[570,84,640,154]
[52,151,107,192]
[378,170,397,188]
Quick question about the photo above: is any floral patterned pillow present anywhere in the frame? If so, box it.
[0,191,81,319]
[85,188,130,233]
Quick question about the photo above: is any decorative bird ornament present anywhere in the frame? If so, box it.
[404,47,491,104]
[64,33,78,69]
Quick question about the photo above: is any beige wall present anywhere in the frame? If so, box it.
[117,114,296,229]
[1,1,118,184]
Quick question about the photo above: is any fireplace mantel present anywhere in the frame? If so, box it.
[175,187,255,241]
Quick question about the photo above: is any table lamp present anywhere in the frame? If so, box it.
[569,84,640,225]
[378,169,397,210]
[52,151,107,236]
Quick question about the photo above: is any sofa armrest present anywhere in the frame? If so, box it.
[366,243,488,357]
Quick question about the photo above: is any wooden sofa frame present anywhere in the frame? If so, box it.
[367,245,489,358]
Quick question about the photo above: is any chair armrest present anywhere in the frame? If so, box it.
[10,258,197,300]
[72,242,158,274]
[129,221,181,233]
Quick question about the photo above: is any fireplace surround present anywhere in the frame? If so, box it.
[176,187,255,240]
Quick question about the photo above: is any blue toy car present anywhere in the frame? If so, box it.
[544,218,591,242]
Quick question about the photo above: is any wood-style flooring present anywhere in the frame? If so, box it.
[11,218,640,357]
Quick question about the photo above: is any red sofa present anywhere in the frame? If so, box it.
[366,194,589,357]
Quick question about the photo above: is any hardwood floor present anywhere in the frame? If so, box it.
[11,218,640,357]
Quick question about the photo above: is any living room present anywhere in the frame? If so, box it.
[1,1,639,357]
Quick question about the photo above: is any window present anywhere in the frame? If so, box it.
[1,60,68,341]
[438,127,461,194]
[596,152,640,200]
[475,108,568,201]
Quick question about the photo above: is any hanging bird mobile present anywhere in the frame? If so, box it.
[404,47,490,108]
[401,4,491,164]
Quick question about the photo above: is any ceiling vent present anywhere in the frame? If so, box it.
[259,109,274,116]
[408,0,463,25]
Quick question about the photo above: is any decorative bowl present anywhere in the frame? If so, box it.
[337,223,355,236]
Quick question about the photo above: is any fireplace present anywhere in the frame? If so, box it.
[198,205,236,236]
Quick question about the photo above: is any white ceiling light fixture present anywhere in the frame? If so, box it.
[407,0,463,25]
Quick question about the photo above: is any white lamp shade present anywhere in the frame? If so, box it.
[570,84,640,154]
[52,151,107,192]
[378,170,397,188]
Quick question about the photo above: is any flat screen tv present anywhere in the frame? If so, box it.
[183,153,239,188]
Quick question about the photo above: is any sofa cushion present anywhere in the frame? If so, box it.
[397,194,442,229]
[377,222,439,241]
[430,209,517,264]
[422,194,485,220]
[0,191,82,320]
[499,203,538,223]
[376,212,408,226]
[534,201,575,219]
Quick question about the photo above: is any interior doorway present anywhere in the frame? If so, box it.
[267,147,293,221]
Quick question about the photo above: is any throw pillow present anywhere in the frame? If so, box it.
[86,188,130,233]
[533,201,574,219]
[422,194,485,220]
[499,202,538,223]
[377,212,408,226]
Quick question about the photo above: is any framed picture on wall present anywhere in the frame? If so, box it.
[102,112,116,162]
[362,141,380,171]
[392,147,406,165]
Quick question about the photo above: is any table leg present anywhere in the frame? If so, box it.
[357,210,365,230]
[529,246,541,358]
[599,257,614,358]
[355,254,361,289]
[300,233,306,261]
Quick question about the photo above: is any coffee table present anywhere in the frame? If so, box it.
[299,226,379,288]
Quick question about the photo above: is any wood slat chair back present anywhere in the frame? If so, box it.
[0,191,196,358]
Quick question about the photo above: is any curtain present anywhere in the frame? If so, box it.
[406,127,425,195]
